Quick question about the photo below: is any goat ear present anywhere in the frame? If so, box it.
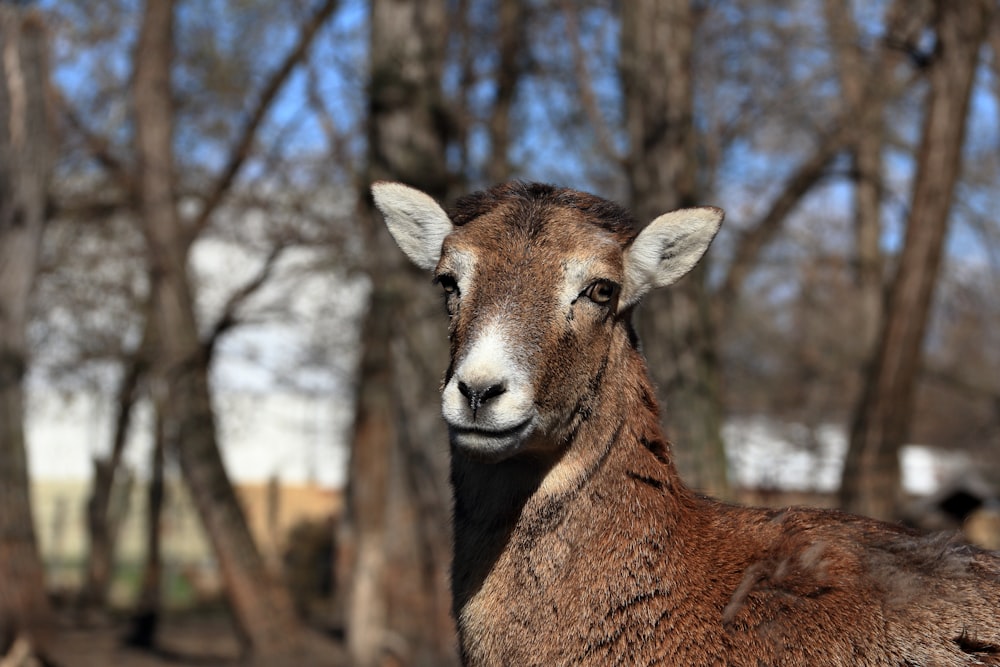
[620,206,724,309]
[372,182,454,270]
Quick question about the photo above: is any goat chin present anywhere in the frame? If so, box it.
[447,420,535,462]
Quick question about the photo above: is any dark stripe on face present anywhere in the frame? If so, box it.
[560,346,611,444]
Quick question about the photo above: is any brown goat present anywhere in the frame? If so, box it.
[373,180,1000,666]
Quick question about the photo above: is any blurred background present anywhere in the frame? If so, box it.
[0,0,998,665]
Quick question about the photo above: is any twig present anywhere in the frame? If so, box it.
[558,0,622,165]
[185,0,340,245]
[203,241,288,359]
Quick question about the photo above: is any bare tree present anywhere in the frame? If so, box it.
[132,0,305,658]
[620,0,730,497]
[486,0,528,184]
[824,0,938,366]
[338,0,460,665]
[0,5,56,660]
[124,374,167,649]
[841,0,995,520]
[48,0,341,648]
[824,0,885,358]
[79,307,151,616]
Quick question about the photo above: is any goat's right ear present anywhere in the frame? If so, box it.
[372,182,454,271]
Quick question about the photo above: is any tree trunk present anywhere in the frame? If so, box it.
[620,0,729,497]
[125,380,166,649]
[338,0,459,665]
[0,5,55,657]
[80,317,150,617]
[823,0,928,361]
[486,0,525,184]
[133,0,302,660]
[841,0,994,520]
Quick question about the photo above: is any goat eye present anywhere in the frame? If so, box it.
[435,274,459,296]
[584,280,618,306]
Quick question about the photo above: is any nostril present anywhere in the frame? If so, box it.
[481,384,506,402]
[456,380,507,419]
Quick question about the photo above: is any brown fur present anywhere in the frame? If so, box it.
[412,183,1000,666]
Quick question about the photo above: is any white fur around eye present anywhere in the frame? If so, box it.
[445,249,476,296]
[559,260,592,308]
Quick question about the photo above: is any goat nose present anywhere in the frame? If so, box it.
[457,380,506,419]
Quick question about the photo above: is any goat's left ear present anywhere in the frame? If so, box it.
[372,181,454,270]
[620,206,724,310]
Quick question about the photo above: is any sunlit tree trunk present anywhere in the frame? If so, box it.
[133,0,303,659]
[841,0,994,520]
[620,0,729,498]
[339,0,459,665]
[0,5,55,658]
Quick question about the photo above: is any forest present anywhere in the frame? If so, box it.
[1,0,998,665]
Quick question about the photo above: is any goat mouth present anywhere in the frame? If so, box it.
[448,419,534,459]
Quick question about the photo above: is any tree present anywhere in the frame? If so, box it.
[823,0,886,359]
[40,0,342,651]
[620,0,730,497]
[485,0,527,184]
[0,4,56,659]
[132,0,308,658]
[841,0,995,520]
[339,0,460,663]
[78,310,150,616]
[124,373,167,649]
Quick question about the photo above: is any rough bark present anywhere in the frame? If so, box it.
[339,0,459,665]
[0,5,55,657]
[841,0,994,520]
[620,0,729,497]
[133,0,303,659]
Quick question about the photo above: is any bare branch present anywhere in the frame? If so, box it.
[304,62,354,169]
[715,0,930,315]
[989,15,1000,137]
[203,241,288,359]
[53,88,136,199]
[185,0,340,246]
[923,363,1000,402]
[49,195,130,224]
[715,123,848,310]
[559,0,622,165]
[453,0,474,179]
